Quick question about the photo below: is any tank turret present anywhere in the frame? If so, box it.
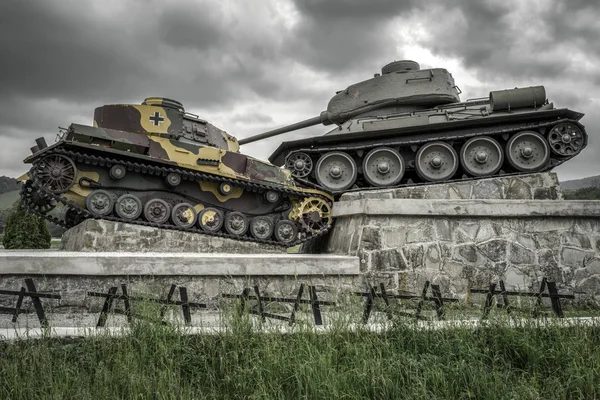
[239,60,460,145]
[94,97,240,152]
[240,60,587,195]
[20,98,333,246]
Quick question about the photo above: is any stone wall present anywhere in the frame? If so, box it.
[0,251,361,327]
[325,173,600,300]
[341,172,562,201]
[62,219,288,254]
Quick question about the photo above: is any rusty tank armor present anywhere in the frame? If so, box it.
[240,60,587,195]
[21,97,333,246]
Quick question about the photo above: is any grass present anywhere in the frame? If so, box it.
[1,303,600,399]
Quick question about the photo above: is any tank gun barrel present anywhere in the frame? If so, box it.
[238,114,325,145]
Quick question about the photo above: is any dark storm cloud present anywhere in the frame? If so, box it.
[230,113,274,125]
[413,0,598,81]
[287,0,417,74]
[0,1,155,101]
[0,0,598,182]
[160,9,227,51]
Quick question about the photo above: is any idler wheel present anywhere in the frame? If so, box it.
[506,131,550,172]
[85,189,114,217]
[143,198,171,224]
[198,207,224,233]
[362,147,405,187]
[274,220,298,245]
[171,202,197,228]
[415,142,458,182]
[115,194,142,221]
[250,216,275,240]
[548,122,584,157]
[22,181,56,214]
[225,211,249,236]
[315,151,357,192]
[33,154,77,194]
[109,164,126,180]
[285,152,313,178]
[460,136,504,177]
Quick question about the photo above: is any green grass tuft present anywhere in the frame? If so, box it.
[1,306,599,399]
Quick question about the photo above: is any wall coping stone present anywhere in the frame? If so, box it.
[333,199,600,218]
[0,251,359,276]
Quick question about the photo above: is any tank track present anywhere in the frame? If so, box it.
[285,117,583,195]
[21,146,333,247]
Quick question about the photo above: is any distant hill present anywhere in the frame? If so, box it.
[0,190,20,210]
[0,176,21,195]
[560,175,600,191]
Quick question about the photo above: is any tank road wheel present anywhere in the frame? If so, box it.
[460,137,504,177]
[198,207,224,233]
[172,203,197,228]
[548,122,584,157]
[415,142,458,182]
[33,154,77,194]
[274,220,298,245]
[166,172,181,187]
[225,211,249,236]
[362,147,405,187]
[109,164,126,180]
[506,131,550,172]
[143,199,171,224]
[285,152,313,179]
[115,194,142,221]
[315,151,357,192]
[250,216,275,240]
[85,189,114,217]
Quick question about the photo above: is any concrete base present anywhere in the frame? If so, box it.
[0,251,361,328]
[326,172,600,299]
[61,219,288,253]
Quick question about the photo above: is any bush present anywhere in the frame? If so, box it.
[563,186,600,200]
[2,201,51,249]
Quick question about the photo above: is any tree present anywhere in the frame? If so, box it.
[2,201,51,249]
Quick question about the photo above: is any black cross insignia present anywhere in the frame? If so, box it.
[149,111,164,126]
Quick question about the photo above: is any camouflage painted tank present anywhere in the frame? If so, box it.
[240,60,587,195]
[20,97,333,246]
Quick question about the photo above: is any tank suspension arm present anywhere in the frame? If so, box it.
[238,115,325,145]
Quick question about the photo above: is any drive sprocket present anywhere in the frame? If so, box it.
[291,197,333,234]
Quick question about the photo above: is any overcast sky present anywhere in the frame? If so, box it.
[0,0,598,182]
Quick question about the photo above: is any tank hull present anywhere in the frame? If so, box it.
[270,103,587,195]
[22,124,333,246]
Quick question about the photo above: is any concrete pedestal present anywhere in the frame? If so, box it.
[325,172,600,299]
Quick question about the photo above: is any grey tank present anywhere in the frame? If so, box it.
[239,60,587,195]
